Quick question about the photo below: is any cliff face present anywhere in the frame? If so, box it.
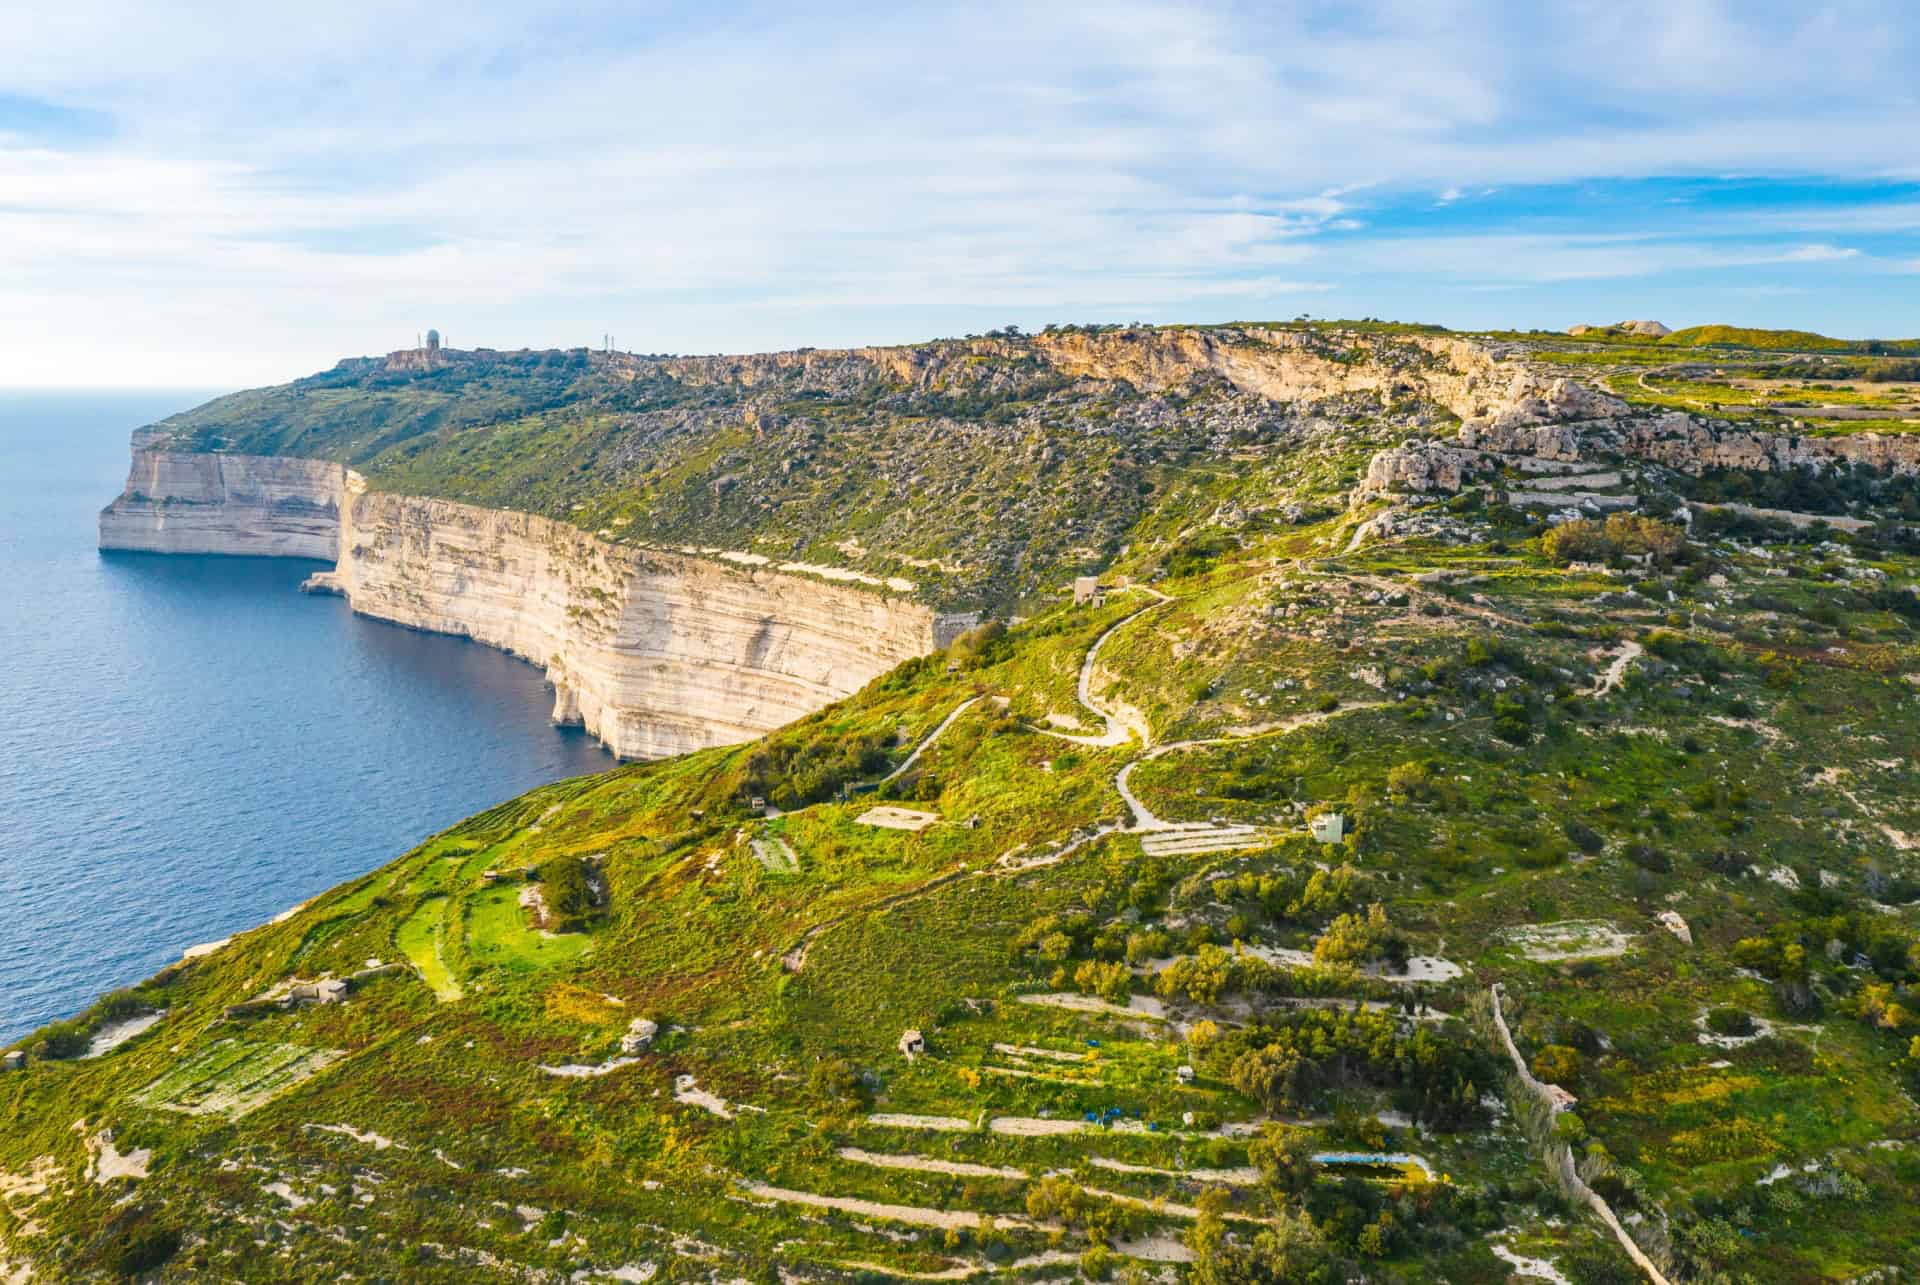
[646,327,1643,448]
[644,327,1527,419]
[318,489,941,759]
[98,432,346,559]
[101,448,944,759]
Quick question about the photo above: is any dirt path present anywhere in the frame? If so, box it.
[1695,501,1874,534]
[882,696,982,784]
[1116,701,1387,831]
[779,861,973,971]
[1089,1156,1261,1185]
[864,1113,973,1132]
[1590,640,1643,698]
[1038,599,1166,749]
[837,1148,1024,1180]
[740,1181,1041,1233]
[1490,984,1672,1285]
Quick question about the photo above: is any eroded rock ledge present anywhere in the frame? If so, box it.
[99,440,954,759]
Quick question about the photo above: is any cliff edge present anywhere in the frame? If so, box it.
[101,443,949,759]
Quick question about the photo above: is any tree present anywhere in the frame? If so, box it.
[1248,1123,1316,1199]
[1230,1044,1314,1115]
[1190,1206,1337,1285]
[536,854,595,932]
[1073,959,1132,1005]
[1355,1211,1397,1258]
[1541,518,1613,566]
[1603,512,1685,560]
[1311,903,1391,967]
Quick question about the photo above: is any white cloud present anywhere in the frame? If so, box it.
[1,0,1918,384]
[1778,244,1861,262]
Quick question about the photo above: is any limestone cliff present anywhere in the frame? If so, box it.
[97,431,346,559]
[316,489,944,759]
[101,445,946,759]
[642,326,1525,422]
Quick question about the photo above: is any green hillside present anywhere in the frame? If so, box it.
[1661,325,1920,355]
[8,326,1920,1282]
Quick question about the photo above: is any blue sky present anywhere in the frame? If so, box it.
[3,0,1918,387]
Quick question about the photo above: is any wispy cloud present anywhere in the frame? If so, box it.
[1,0,1918,385]
[1778,244,1861,262]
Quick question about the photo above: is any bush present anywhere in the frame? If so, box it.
[1624,843,1671,874]
[948,620,1008,669]
[536,855,596,932]
[1530,1044,1582,1086]
[1386,760,1433,801]
[740,728,892,810]
[1563,819,1605,854]
[1542,519,1614,566]
[807,1056,865,1108]
[1705,1007,1755,1037]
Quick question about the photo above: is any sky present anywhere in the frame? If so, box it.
[3,1,1919,388]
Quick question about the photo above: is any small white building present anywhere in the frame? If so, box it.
[1175,1064,1195,1084]
[1309,812,1347,844]
[2,1050,23,1071]
[1073,576,1102,606]
[898,1029,927,1059]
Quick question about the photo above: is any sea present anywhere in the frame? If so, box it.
[0,391,612,1044]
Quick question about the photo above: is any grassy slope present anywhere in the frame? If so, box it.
[7,495,1920,1281]
[12,326,1920,1280]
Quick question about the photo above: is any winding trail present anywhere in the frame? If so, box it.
[786,597,1390,970]
[882,696,981,784]
[1038,594,1169,749]
[1117,702,1389,832]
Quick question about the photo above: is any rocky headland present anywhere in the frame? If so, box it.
[100,443,953,759]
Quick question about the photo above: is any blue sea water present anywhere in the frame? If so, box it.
[0,391,611,1043]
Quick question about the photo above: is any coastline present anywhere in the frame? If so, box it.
[99,441,962,759]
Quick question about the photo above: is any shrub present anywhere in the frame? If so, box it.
[536,855,595,932]
[740,729,892,810]
[1624,843,1671,874]
[948,620,1008,669]
[1705,1007,1755,1037]
[1386,760,1433,801]
[1542,519,1614,566]
[807,1056,864,1108]
[1563,819,1605,854]
[1492,693,1535,744]
[1530,1044,1582,1086]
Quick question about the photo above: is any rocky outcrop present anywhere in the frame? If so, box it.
[1359,440,1487,496]
[1568,320,1671,338]
[98,432,346,558]
[1360,386,1920,505]
[642,327,1525,423]
[102,448,946,759]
